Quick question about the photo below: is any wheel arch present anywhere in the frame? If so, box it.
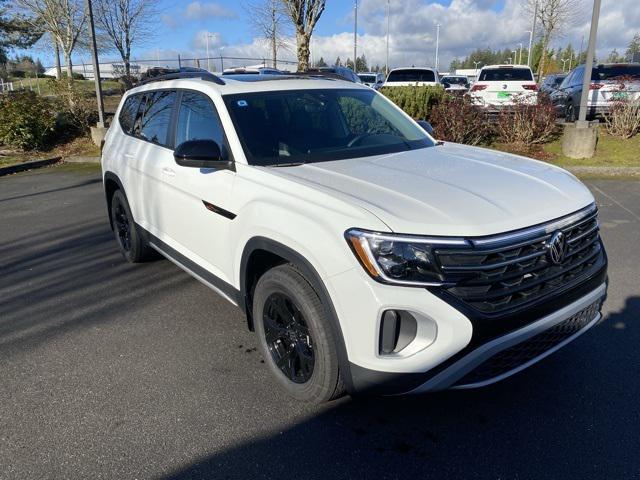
[103,171,125,230]
[239,236,355,394]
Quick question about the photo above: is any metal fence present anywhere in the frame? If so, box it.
[41,55,299,80]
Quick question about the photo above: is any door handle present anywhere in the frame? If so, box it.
[162,167,176,177]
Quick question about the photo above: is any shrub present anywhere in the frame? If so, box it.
[604,99,640,139]
[379,85,445,120]
[428,94,495,145]
[495,95,558,146]
[603,82,640,139]
[0,91,57,150]
[48,80,98,134]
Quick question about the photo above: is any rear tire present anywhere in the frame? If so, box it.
[110,189,153,263]
[253,264,345,403]
[565,103,576,122]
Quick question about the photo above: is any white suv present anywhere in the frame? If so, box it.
[470,64,538,109]
[102,71,608,403]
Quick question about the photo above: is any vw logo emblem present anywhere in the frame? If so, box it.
[502,84,508,89]
[547,231,567,265]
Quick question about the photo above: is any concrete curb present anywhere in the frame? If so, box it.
[0,157,62,177]
[566,166,640,177]
[64,156,101,164]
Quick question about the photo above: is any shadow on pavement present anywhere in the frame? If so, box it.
[164,297,640,480]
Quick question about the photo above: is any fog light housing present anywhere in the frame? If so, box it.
[379,310,418,355]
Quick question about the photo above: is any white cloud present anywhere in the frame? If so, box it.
[184,2,236,20]
[148,0,640,72]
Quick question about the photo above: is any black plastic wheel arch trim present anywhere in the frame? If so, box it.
[239,237,356,395]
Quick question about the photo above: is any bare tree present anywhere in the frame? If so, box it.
[16,0,87,82]
[243,0,291,68]
[526,0,582,78]
[281,0,325,71]
[93,0,157,81]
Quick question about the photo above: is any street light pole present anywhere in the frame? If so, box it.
[577,0,601,125]
[85,0,104,128]
[527,0,538,67]
[561,58,569,72]
[353,0,358,72]
[386,0,390,76]
[205,33,211,72]
[220,47,225,72]
[435,23,441,71]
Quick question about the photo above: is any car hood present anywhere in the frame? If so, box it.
[269,143,594,236]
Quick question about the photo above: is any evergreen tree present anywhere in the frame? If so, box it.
[334,56,342,67]
[625,33,640,62]
[316,56,327,67]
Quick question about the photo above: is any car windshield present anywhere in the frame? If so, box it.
[593,65,640,81]
[223,88,434,166]
[387,69,435,82]
[359,75,377,83]
[442,77,467,85]
[478,68,534,81]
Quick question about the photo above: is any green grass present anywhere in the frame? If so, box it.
[8,78,122,96]
[542,132,640,167]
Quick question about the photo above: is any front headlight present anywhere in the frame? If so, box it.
[345,229,467,286]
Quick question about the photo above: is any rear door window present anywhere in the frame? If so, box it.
[478,68,534,82]
[387,69,435,82]
[139,90,177,146]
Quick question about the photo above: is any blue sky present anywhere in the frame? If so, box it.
[18,0,640,72]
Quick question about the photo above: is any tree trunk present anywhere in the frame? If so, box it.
[537,34,549,80]
[65,53,73,83]
[296,31,310,72]
[54,40,62,80]
[272,34,277,69]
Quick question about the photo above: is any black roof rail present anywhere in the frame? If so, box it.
[137,68,225,86]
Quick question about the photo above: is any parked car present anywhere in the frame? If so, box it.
[304,66,362,83]
[551,63,640,121]
[358,72,385,90]
[469,64,538,109]
[440,75,470,93]
[539,73,567,95]
[102,71,608,403]
[383,67,440,87]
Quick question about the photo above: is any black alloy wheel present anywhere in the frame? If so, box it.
[263,292,315,383]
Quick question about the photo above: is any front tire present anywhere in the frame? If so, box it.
[253,264,345,403]
[110,189,153,263]
[565,103,576,122]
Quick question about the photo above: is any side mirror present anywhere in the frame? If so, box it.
[416,120,435,136]
[173,140,233,170]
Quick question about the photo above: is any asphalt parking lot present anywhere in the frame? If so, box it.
[1,164,639,479]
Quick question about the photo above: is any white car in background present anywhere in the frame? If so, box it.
[383,67,440,87]
[469,64,538,109]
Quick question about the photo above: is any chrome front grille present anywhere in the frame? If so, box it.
[435,205,604,315]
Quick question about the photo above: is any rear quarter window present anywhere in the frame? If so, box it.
[118,95,140,134]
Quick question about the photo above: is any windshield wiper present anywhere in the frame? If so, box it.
[269,161,306,167]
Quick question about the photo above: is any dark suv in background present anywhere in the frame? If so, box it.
[551,63,640,121]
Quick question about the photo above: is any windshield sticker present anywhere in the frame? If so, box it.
[237,100,248,107]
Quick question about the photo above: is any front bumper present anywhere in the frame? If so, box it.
[327,255,608,396]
